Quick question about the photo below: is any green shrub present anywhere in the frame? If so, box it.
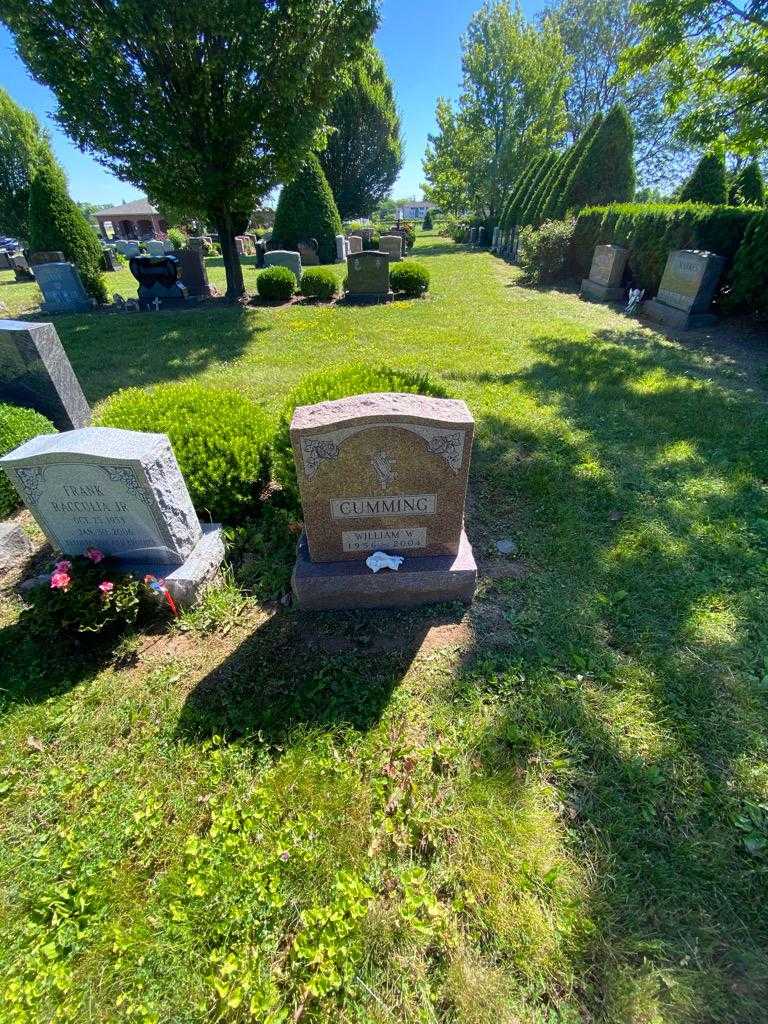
[500,154,547,231]
[568,202,758,295]
[724,211,768,313]
[166,227,186,250]
[422,209,433,229]
[0,403,55,518]
[28,157,107,303]
[561,103,635,214]
[525,150,568,229]
[272,153,342,264]
[301,267,338,300]
[392,221,415,251]
[545,113,603,222]
[257,265,297,301]
[272,365,448,509]
[729,162,765,207]
[96,383,271,522]
[390,261,430,297]
[680,153,727,205]
[519,218,576,284]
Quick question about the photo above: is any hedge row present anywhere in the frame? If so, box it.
[568,202,761,301]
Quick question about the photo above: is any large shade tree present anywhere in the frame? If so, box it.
[1,0,378,299]
[0,87,52,240]
[317,45,402,219]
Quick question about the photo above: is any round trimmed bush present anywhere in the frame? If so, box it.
[257,265,297,301]
[390,261,430,297]
[96,383,271,522]
[300,267,338,300]
[0,404,55,518]
[272,365,448,509]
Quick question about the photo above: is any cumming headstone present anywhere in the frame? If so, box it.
[344,251,392,304]
[34,263,92,314]
[580,244,629,303]
[264,249,302,281]
[146,240,166,257]
[379,235,403,262]
[0,320,91,430]
[335,234,346,262]
[290,393,477,609]
[642,249,726,330]
[348,235,363,254]
[0,427,225,605]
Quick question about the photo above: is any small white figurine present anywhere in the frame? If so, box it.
[626,287,645,314]
[366,551,404,573]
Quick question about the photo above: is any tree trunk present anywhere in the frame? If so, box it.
[215,212,246,301]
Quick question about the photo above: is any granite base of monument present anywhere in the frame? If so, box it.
[640,298,717,331]
[580,279,626,304]
[344,290,394,305]
[122,522,225,606]
[292,529,477,610]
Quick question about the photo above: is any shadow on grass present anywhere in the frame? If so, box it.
[53,303,265,403]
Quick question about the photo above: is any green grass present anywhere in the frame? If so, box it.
[2,232,768,1022]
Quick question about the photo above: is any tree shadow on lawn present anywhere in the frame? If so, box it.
[52,303,264,403]
[454,338,768,1016]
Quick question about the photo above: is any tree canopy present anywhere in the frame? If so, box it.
[317,45,402,219]
[1,0,377,298]
[423,1,570,221]
[729,162,765,207]
[0,87,52,239]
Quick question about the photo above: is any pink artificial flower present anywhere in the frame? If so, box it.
[98,581,114,594]
[85,547,105,563]
[50,571,71,590]
[54,559,72,572]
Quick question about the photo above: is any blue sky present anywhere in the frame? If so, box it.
[0,0,541,207]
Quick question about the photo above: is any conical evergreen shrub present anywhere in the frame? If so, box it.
[725,211,768,312]
[28,157,107,303]
[272,153,343,264]
[519,152,561,227]
[561,104,635,214]
[729,162,765,207]
[528,149,569,227]
[500,155,546,231]
[679,152,727,205]
[544,113,603,222]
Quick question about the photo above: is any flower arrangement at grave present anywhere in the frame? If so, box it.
[21,547,174,642]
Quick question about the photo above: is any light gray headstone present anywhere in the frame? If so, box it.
[264,249,302,280]
[336,234,346,262]
[146,240,166,257]
[34,263,92,314]
[0,427,202,566]
[344,238,351,257]
[589,245,629,287]
[123,242,141,258]
[0,521,33,573]
[0,320,91,430]
[379,235,403,262]
[348,235,363,254]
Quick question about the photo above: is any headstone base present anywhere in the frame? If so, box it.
[641,298,717,331]
[122,523,225,607]
[344,290,394,305]
[137,282,189,310]
[580,279,626,304]
[292,528,477,611]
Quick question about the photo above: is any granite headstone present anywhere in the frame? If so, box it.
[12,254,34,282]
[347,235,363,254]
[146,240,166,257]
[171,249,211,298]
[35,263,92,314]
[30,251,65,266]
[580,244,629,303]
[642,249,726,329]
[345,251,392,304]
[129,255,189,310]
[379,235,403,262]
[335,234,346,262]
[264,249,302,281]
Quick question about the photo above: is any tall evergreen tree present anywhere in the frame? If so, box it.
[561,103,635,212]
[317,46,402,219]
[501,155,547,230]
[0,87,52,239]
[272,153,343,264]
[527,149,569,226]
[679,152,728,204]
[28,156,107,302]
[544,112,603,221]
[728,162,764,207]
[519,152,561,226]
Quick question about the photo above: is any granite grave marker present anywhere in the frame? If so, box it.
[345,251,392,303]
[264,249,302,281]
[642,249,726,329]
[347,235,363,254]
[580,244,629,303]
[35,262,92,314]
[379,235,403,262]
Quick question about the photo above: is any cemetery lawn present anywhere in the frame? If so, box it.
[2,233,768,1023]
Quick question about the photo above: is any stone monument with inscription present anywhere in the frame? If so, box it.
[641,249,726,330]
[34,262,93,314]
[0,427,223,605]
[580,244,629,303]
[345,251,393,304]
[289,392,477,609]
[347,235,363,254]
[0,320,91,430]
[264,249,302,281]
[379,235,403,262]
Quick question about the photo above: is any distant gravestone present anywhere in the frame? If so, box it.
[289,392,477,609]
[345,251,392,304]
[129,255,189,310]
[0,251,12,271]
[468,227,477,245]
[122,241,141,258]
[477,227,486,247]
[491,227,500,252]
[35,263,92,314]
[379,235,403,262]
[163,239,175,253]
[0,427,224,606]
[254,239,267,269]
[30,251,65,266]
[344,238,351,257]
[581,244,629,304]
[101,249,119,272]
[11,254,34,282]
[0,320,91,430]
[348,235,363,254]
[298,240,320,266]
[642,249,726,330]
[145,240,166,257]
[335,234,346,262]
[171,249,211,299]
[264,249,302,281]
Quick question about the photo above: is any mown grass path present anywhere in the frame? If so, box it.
[1,233,768,1022]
